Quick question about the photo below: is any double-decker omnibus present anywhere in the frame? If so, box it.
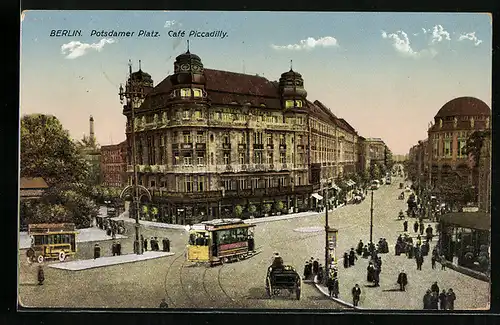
[26,223,78,263]
[187,219,256,266]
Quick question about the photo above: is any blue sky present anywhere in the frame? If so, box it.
[20,11,492,154]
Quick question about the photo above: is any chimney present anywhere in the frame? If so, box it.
[89,115,95,145]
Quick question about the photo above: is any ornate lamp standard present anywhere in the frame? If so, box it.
[118,63,151,255]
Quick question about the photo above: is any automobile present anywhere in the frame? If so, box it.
[370,180,380,190]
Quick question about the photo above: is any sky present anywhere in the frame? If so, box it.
[20,11,492,155]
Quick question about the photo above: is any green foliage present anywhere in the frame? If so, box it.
[248,204,257,214]
[467,130,490,168]
[234,205,243,217]
[263,204,272,214]
[20,114,99,228]
[276,201,285,211]
[370,163,381,180]
[21,114,88,186]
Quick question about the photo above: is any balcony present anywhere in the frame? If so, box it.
[181,143,193,150]
[253,144,264,150]
[238,144,247,150]
[195,143,206,150]
[279,144,287,150]
[297,145,304,150]
[267,144,274,150]
[155,190,223,201]
[222,143,231,150]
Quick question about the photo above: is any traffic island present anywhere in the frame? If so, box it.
[48,251,175,271]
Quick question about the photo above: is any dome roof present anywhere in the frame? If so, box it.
[175,50,202,62]
[281,69,302,79]
[130,69,152,82]
[435,97,491,118]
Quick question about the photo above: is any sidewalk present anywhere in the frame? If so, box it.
[48,251,175,271]
[19,228,127,249]
[312,236,490,310]
[116,204,347,229]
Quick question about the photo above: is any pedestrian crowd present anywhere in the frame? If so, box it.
[142,235,170,252]
[423,281,456,310]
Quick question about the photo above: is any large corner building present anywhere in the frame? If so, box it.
[122,51,369,225]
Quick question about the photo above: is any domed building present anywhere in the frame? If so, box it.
[121,50,361,225]
[427,96,491,192]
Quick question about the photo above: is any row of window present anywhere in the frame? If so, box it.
[432,139,468,158]
[171,151,297,166]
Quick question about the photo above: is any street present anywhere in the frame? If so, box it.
[18,176,489,309]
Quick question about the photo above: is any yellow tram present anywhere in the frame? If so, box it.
[26,223,78,263]
[187,219,256,266]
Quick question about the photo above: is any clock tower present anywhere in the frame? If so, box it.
[279,61,307,109]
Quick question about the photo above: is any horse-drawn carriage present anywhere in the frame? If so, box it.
[265,265,301,300]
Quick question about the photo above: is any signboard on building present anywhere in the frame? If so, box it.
[327,227,338,266]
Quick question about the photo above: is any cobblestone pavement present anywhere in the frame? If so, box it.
[18,177,489,309]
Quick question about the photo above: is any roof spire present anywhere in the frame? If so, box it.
[139,60,142,71]
[128,59,132,76]
[187,40,190,53]
[290,59,293,71]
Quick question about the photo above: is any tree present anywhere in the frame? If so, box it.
[248,204,257,215]
[467,130,490,168]
[370,163,381,180]
[262,204,271,215]
[276,201,285,212]
[21,114,88,186]
[20,114,99,228]
[234,205,243,218]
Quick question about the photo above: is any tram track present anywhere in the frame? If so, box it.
[163,250,201,309]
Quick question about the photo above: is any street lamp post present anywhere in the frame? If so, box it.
[104,200,111,216]
[323,188,329,278]
[369,188,374,247]
[119,63,149,255]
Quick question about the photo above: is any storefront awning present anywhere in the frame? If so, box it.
[349,179,356,186]
[332,183,341,191]
[344,180,355,187]
[311,193,323,200]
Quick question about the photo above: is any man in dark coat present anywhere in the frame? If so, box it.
[414,221,419,233]
[423,290,432,309]
[143,237,148,251]
[312,259,320,275]
[446,288,456,310]
[303,261,311,279]
[271,253,284,269]
[159,298,168,308]
[37,265,45,285]
[112,241,118,256]
[431,254,437,269]
[419,221,425,235]
[403,220,408,232]
[430,291,439,310]
[431,282,440,295]
[367,262,375,282]
[356,240,364,255]
[416,253,424,270]
[349,248,357,266]
[352,284,361,307]
[426,224,433,240]
[373,267,380,287]
[93,243,101,259]
[439,290,447,310]
[343,252,349,268]
[397,270,408,291]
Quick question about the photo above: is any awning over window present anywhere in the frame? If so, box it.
[332,183,341,191]
[344,180,355,187]
[311,193,323,200]
[349,179,356,186]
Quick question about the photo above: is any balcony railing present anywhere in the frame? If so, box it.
[181,143,193,150]
[222,143,231,150]
[195,143,206,150]
[279,144,287,150]
[267,144,274,149]
[253,144,264,150]
[238,143,246,150]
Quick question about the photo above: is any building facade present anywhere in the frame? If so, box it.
[426,97,491,192]
[121,51,366,224]
[477,131,491,214]
[100,140,128,188]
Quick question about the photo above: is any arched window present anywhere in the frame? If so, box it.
[193,89,202,97]
[285,100,294,108]
[180,88,191,98]
[295,100,303,107]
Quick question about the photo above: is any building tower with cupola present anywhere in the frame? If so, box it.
[279,61,307,109]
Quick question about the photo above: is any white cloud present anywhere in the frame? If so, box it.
[430,24,451,44]
[458,32,483,46]
[381,30,437,59]
[422,28,428,34]
[164,20,181,28]
[271,36,339,50]
[61,38,116,59]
